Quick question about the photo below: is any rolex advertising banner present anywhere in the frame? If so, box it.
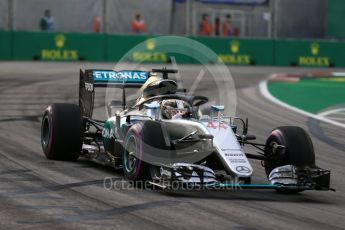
[106,35,174,63]
[274,40,345,67]
[106,35,274,65]
[106,35,195,64]
[12,31,105,61]
[194,37,274,65]
[3,31,345,67]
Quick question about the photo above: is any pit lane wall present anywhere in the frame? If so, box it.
[1,31,345,67]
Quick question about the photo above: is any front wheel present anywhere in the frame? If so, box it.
[123,125,151,181]
[264,126,315,192]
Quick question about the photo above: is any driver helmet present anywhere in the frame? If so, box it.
[161,99,190,119]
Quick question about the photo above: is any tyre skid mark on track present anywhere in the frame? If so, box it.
[0,177,41,183]
[228,198,343,230]
[0,179,120,196]
[0,150,180,228]
[164,191,339,230]
[307,119,345,153]
[0,115,41,123]
[0,169,32,175]
[16,200,182,225]
[0,146,119,197]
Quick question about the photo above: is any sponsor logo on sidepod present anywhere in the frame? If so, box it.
[102,128,114,139]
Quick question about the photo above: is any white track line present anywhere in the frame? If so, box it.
[326,117,345,121]
[332,72,345,76]
[318,108,345,117]
[259,80,345,129]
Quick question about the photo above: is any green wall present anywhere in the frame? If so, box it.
[1,31,345,67]
[106,34,146,62]
[0,31,12,60]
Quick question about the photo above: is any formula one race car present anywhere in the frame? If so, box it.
[41,68,333,192]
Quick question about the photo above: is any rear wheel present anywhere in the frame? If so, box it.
[41,103,83,160]
[264,126,315,192]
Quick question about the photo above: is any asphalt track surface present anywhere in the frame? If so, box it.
[0,62,344,230]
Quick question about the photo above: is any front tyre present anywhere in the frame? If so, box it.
[41,103,83,160]
[264,126,316,192]
[123,125,151,181]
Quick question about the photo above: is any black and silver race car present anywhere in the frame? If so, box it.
[41,68,333,192]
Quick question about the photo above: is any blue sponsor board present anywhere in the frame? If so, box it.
[93,70,149,84]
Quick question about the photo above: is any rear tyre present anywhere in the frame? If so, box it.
[264,126,315,192]
[41,103,83,161]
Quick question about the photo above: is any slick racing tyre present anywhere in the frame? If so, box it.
[41,103,83,160]
[264,126,315,192]
[123,121,168,182]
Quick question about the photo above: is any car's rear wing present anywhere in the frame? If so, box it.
[79,69,149,118]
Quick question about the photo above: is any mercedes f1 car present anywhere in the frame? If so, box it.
[41,68,333,192]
